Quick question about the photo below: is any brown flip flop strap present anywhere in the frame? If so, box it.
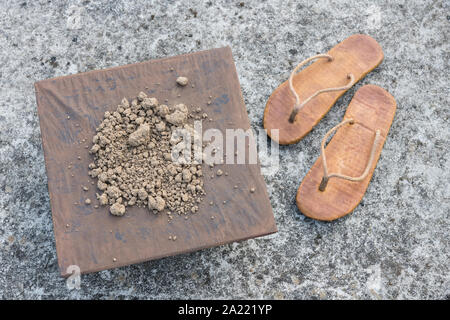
[319,118,381,191]
[288,54,355,123]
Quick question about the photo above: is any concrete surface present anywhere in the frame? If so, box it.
[0,0,448,299]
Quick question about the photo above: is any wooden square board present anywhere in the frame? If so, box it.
[34,47,277,277]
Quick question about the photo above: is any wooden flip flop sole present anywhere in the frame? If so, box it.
[296,85,396,221]
[263,34,384,145]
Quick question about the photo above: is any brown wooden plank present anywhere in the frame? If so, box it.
[296,85,396,221]
[34,47,277,276]
[263,34,384,145]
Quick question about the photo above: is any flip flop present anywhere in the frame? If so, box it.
[263,34,384,145]
[296,85,396,221]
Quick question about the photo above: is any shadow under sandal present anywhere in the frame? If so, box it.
[263,34,384,145]
[296,85,396,221]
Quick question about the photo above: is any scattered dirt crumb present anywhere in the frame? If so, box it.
[176,76,189,86]
[250,187,256,193]
[110,202,126,216]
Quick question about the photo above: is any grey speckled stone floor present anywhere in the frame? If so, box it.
[0,0,448,299]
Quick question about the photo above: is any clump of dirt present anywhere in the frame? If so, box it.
[176,76,189,86]
[88,91,205,217]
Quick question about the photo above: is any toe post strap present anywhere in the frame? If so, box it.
[318,176,330,192]
[287,54,355,123]
[319,118,381,192]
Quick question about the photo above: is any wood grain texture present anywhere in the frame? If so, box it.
[34,47,277,277]
[263,34,384,145]
[296,85,396,221]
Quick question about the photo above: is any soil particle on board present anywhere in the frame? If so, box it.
[88,91,206,217]
[148,195,166,212]
[128,123,150,146]
[110,202,126,216]
[176,76,189,86]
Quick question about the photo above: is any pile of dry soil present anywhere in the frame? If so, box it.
[88,91,205,217]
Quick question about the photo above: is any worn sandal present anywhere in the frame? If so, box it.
[296,85,396,221]
[263,34,383,145]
